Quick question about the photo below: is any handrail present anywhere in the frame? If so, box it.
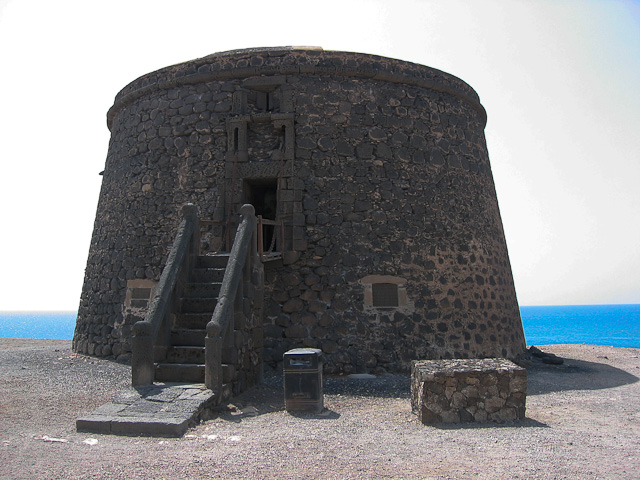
[130,202,264,394]
[205,204,259,396]
[199,214,286,258]
[257,216,283,261]
[131,203,198,386]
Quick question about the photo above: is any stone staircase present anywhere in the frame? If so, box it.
[79,205,266,437]
[155,254,228,383]
[77,254,237,437]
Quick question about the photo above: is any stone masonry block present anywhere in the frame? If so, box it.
[411,358,526,425]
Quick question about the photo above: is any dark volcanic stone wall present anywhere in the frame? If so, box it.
[73,47,526,372]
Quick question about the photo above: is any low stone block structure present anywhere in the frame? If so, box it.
[411,358,526,424]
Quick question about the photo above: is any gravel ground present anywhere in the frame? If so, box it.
[1,339,639,479]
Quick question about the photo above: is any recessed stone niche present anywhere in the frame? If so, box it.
[411,358,527,424]
[124,279,157,311]
[361,275,412,311]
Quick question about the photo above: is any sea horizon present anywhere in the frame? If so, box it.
[1,304,639,348]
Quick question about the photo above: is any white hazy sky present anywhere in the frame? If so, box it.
[0,0,638,311]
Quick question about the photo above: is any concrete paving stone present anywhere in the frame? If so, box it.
[161,399,204,414]
[109,416,190,437]
[139,385,164,395]
[92,402,129,415]
[170,383,204,389]
[177,388,204,400]
[122,400,164,415]
[76,415,113,434]
[120,406,172,418]
[145,388,183,403]
[112,388,144,405]
[116,411,162,418]
[77,383,215,436]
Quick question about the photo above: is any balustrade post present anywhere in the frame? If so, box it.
[222,301,236,363]
[205,323,222,397]
[131,321,155,386]
[182,203,199,258]
[204,203,260,402]
[257,215,264,260]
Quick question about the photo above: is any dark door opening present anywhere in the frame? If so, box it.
[244,179,278,251]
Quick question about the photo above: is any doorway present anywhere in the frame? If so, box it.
[244,178,278,251]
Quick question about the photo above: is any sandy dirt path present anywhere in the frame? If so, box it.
[1,339,638,479]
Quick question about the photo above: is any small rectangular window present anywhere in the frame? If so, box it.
[372,283,399,307]
[124,280,157,311]
[131,288,152,300]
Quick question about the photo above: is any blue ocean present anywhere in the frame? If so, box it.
[0,305,639,348]
[0,312,77,340]
[520,304,640,348]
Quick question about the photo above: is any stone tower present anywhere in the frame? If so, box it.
[73,47,526,373]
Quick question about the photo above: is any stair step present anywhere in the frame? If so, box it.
[180,297,218,314]
[155,363,205,383]
[145,253,233,388]
[183,282,222,298]
[196,254,229,268]
[153,363,235,384]
[166,346,205,364]
[173,313,211,329]
[191,267,225,283]
[171,329,206,346]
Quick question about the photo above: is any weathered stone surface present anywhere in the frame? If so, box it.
[411,358,527,424]
[74,47,525,374]
[77,384,216,437]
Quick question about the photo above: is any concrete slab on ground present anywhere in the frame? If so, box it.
[77,383,216,437]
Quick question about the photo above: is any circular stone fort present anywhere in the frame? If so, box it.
[73,46,526,374]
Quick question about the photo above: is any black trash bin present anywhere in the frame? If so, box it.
[283,348,324,413]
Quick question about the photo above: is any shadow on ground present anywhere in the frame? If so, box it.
[433,417,548,430]
[222,356,639,422]
[526,356,638,395]
[214,372,411,420]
